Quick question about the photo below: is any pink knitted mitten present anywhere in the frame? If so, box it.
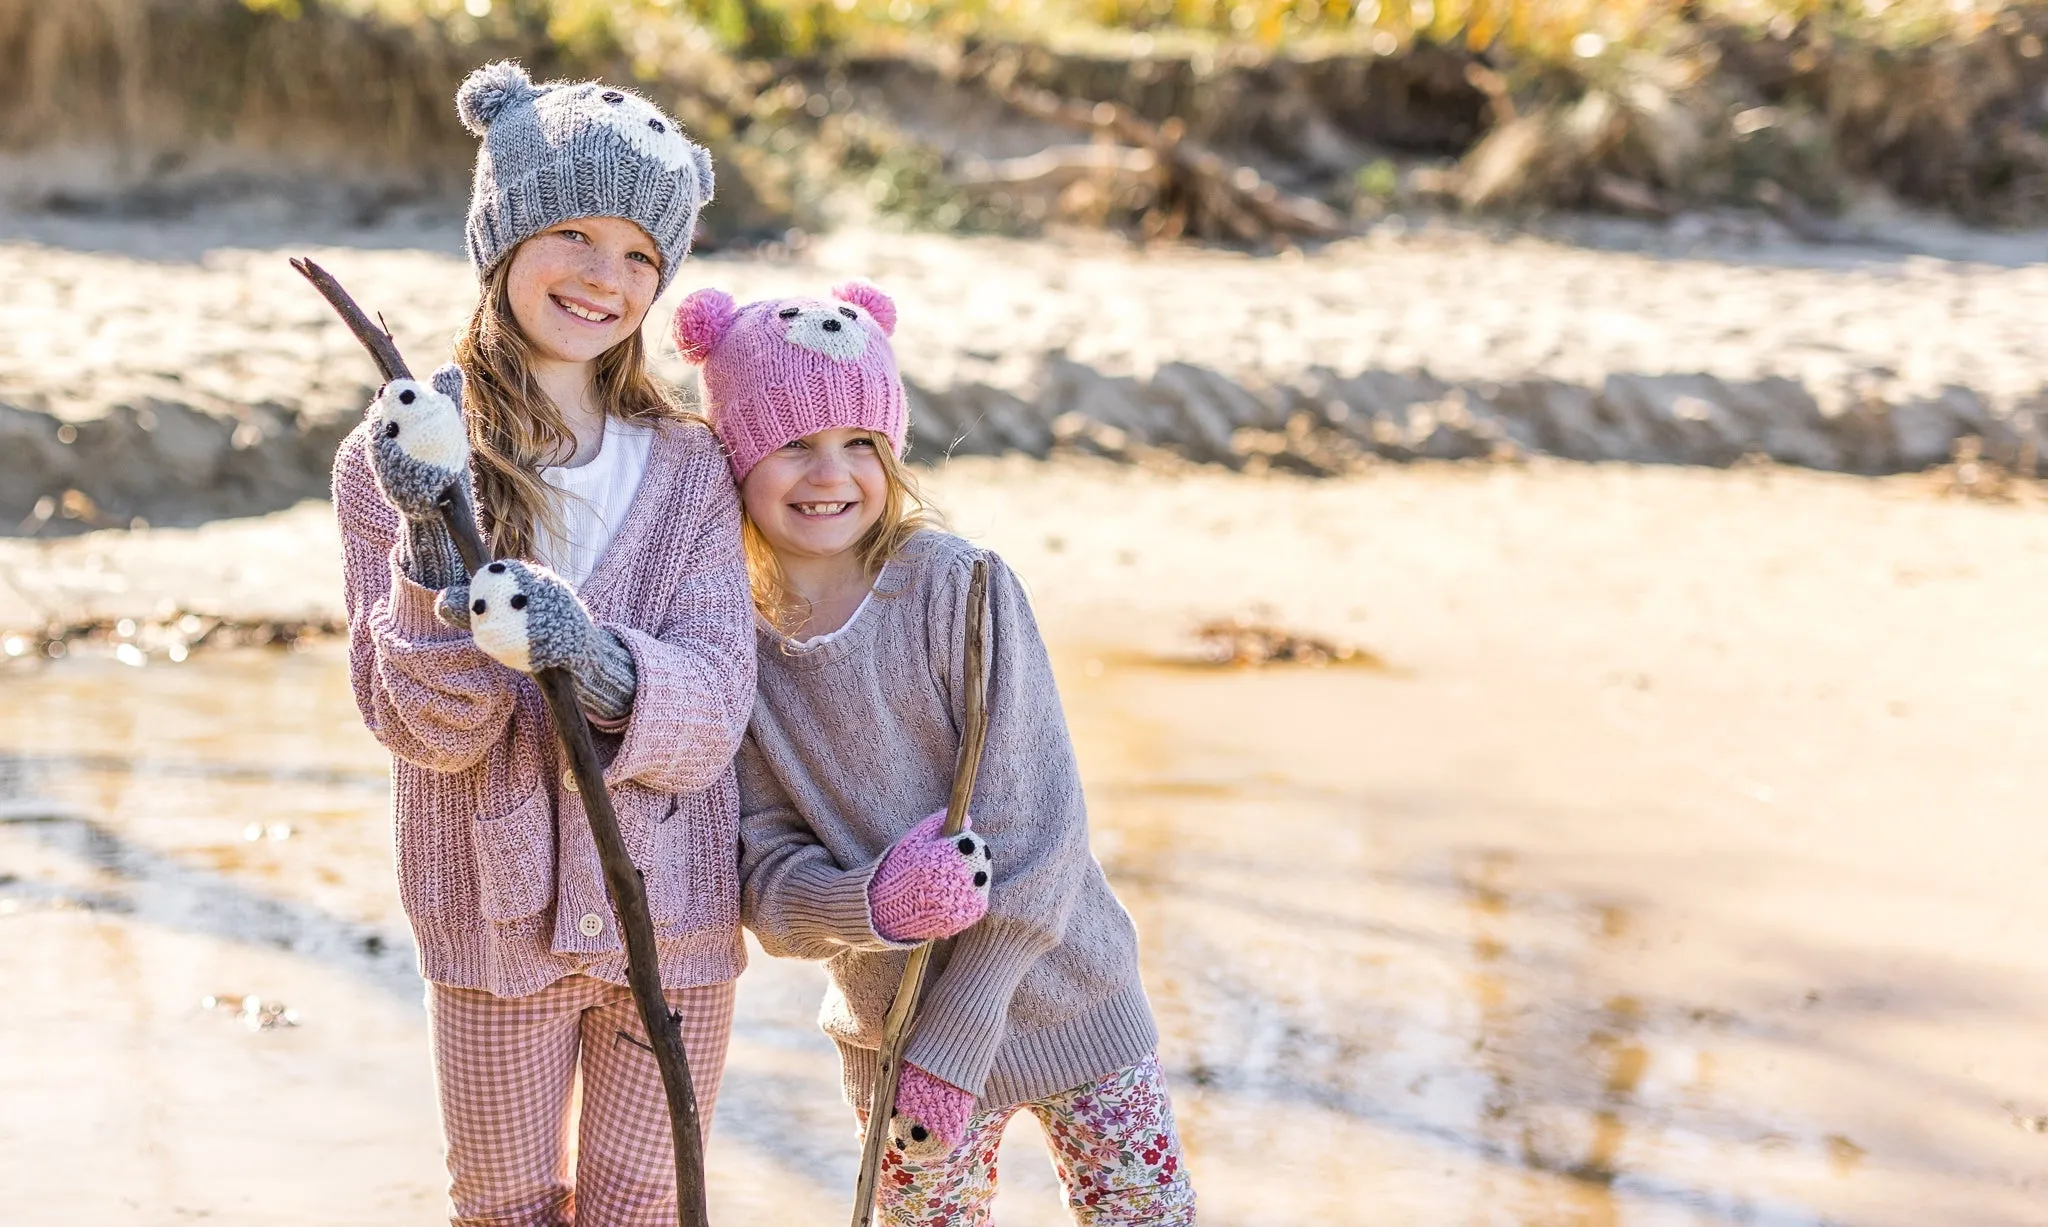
[868,810,993,943]
[888,1063,977,1157]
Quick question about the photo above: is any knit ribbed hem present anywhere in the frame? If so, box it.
[837,982,1159,1115]
[900,919,1056,1094]
[398,516,466,592]
[600,619,742,794]
[573,628,638,724]
[982,983,1157,1108]
[780,857,915,954]
[415,918,746,999]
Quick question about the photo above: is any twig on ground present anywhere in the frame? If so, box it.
[986,74,1349,244]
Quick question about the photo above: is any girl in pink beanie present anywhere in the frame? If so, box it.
[674,283,1195,1224]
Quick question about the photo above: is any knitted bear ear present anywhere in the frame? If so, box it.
[456,61,536,137]
[688,143,716,205]
[832,282,896,336]
[671,289,738,363]
[428,362,465,409]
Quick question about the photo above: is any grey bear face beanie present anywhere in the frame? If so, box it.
[456,61,715,296]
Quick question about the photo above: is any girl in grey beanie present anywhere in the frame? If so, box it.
[456,59,715,298]
[331,60,754,1226]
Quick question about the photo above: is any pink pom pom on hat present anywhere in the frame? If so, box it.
[671,281,907,481]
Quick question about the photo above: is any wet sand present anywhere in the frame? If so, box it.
[4,458,2048,1223]
[9,211,2048,536]
[9,208,2048,408]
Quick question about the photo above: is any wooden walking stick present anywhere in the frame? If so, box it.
[850,559,993,1227]
[292,258,713,1227]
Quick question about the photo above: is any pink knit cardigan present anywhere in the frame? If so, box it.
[332,416,756,997]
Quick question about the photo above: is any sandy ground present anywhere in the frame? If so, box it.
[4,456,2048,1223]
[8,207,2048,428]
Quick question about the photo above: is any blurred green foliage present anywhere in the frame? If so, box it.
[213,0,2045,229]
[241,0,2034,63]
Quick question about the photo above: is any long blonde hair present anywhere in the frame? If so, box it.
[454,261,701,559]
[742,437,944,634]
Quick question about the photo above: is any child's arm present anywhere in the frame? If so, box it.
[901,553,1095,1099]
[335,424,520,774]
[736,734,913,959]
[589,457,755,794]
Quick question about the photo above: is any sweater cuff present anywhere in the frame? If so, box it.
[901,920,1054,1096]
[395,514,465,592]
[782,857,918,954]
[386,556,471,643]
[573,627,638,724]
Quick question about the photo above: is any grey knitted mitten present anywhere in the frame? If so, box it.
[463,559,638,723]
[365,364,472,591]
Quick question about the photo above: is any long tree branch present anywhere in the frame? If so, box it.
[850,558,993,1227]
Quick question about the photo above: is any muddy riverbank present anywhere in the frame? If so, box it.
[7,210,2048,535]
[5,457,2048,1223]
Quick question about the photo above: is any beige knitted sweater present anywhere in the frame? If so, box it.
[738,531,1157,1110]
[335,417,756,996]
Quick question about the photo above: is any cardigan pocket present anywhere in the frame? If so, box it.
[643,793,690,927]
[471,788,555,922]
[651,780,742,933]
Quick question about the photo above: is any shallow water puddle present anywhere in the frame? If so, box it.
[1056,646,2046,1227]
[0,647,446,1223]
[1,646,2040,1224]
[0,647,409,968]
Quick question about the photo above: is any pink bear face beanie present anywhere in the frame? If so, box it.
[671,281,906,482]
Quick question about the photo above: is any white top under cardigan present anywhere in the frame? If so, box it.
[533,418,654,588]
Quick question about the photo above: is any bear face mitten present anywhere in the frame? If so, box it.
[463,558,638,724]
[365,363,473,592]
[867,809,993,943]
[888,1063,978,1159]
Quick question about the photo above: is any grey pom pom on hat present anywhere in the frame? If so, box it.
[457,60,714,296]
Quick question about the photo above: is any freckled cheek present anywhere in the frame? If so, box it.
[740,469,799,526]
[505,262,573,334]
[626,261,660,302]
[850,458,889,527]
[505,286,557,340]
[616,288,655,331]
[506,246,566,297]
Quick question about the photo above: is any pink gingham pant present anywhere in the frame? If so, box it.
[426,973,736,1227]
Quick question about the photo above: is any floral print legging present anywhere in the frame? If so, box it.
[867,1054,1195,1226]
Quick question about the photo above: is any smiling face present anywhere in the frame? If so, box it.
[739,427,890,564]
[503,216,662,365]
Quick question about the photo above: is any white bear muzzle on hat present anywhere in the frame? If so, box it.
[457,60,715,296]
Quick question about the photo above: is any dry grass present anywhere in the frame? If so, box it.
[4,0,2046,229]
[0,0,781,229]
[225,0,2042,66]
[584,0,2043,60]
